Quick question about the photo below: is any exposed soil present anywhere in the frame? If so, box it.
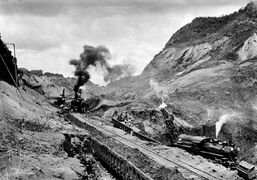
[0,81,108,180]
[74,113,239,180]
[71,114,185,180]
[62,133,116,180]
[2,3,257,179]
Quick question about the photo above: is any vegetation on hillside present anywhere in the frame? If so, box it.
[166,2,257,47]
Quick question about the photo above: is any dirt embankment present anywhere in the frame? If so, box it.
[0,81,104,180]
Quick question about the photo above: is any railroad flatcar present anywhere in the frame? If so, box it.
[173,134,238,166]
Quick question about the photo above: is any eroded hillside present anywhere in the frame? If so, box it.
[94,2,257,164]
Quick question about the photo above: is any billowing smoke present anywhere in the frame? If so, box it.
[70,45,110,96]
[70,45,135,95]
[104,64,135,82]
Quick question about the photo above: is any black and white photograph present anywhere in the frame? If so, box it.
[0,0,257,179]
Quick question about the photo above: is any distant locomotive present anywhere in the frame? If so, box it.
[173,134,238,166]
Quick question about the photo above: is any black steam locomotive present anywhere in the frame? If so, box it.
[173,134,238,166]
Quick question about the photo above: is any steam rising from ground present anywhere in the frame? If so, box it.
[149,79,168,99]
[215,112,238,138]
[149,79,169,108]
[70,45,135,92]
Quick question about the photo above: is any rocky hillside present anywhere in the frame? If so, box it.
[18,69,76,98]
[10,2,257,165]
[140,2,257,163]
[96,2,257,164]
[142,2,257,77]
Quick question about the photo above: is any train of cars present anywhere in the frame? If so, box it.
[173,134,256,179]
[111,110,256,180]
[53,89,256,180]
[173,134,238,166]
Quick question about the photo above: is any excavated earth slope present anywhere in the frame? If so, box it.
[3,2,257,179]
[92,2,257,164]
[0,81,107,180]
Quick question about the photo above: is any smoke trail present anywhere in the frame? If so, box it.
[215,112,237,138]
[70,44,135,94]
[69,45,110,94]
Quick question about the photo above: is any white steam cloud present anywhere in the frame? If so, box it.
[149,79,169,109]
[149,79,168,99]
[215,112,238,138]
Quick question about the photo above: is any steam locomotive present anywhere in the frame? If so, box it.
[173,134,238,166]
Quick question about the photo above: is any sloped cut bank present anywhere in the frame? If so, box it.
[62,133,115,180]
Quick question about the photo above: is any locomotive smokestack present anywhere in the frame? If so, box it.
[62,88,65,97]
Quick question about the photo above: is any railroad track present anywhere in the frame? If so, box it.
[67,113,225,180]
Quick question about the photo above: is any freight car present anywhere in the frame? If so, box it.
[236,161,256,180]
[173,134,238,166]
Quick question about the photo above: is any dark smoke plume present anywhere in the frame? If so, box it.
[70,45,111,95]
[70,44,135,94]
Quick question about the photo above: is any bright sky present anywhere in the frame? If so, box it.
[0,0,252,85]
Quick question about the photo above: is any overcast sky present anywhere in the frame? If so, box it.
[0,0,252,84]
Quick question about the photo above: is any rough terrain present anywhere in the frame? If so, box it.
[74,113,240,180]
[2,1,257,180]
[82,2,257,165]
[0,80,109,180]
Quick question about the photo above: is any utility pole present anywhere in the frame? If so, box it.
[6,42,17,85]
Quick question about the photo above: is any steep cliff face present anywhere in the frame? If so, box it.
[143,2,257,77]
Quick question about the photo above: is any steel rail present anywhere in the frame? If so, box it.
[69,114,224,180]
